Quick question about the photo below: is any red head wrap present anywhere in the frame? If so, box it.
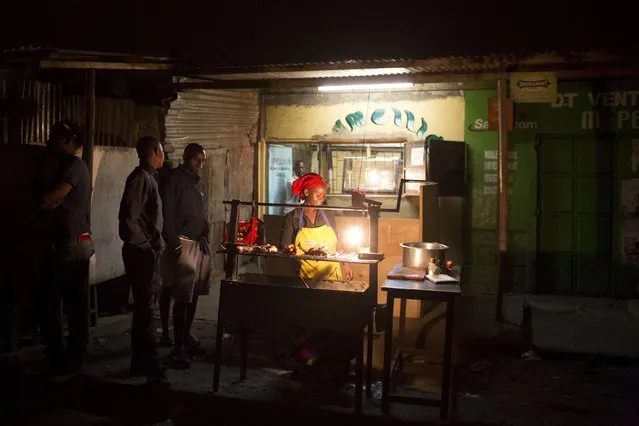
[292,173,327,199]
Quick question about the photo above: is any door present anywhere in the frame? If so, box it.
[537,136,613,295]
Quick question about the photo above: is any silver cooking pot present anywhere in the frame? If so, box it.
[401,242,449,268]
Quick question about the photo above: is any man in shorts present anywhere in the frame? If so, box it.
[161,143,211,368]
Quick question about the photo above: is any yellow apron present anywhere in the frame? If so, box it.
[295,209,342,281]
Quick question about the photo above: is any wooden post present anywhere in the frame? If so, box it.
[496,78,509,322]
[83,69,96,205]
[256,138,266,218]
[6,75,21,145]
[255,93,265,218]
[83,69,97,328]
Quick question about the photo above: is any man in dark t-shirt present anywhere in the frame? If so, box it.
[37,121,94,378]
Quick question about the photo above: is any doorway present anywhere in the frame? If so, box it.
[536,135,613,295]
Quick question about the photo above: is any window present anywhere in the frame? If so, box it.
[265,141,407,213]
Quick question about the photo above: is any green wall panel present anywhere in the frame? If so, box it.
[464,81,639,298]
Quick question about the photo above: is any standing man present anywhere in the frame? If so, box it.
[118,136,166,382]
[283,160,305,214]
[37,120,94,377]
[161,143,211,369]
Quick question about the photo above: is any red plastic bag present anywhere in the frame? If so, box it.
[224,217,264,245]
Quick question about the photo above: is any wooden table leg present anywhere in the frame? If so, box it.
[366,314,374,398]
[213,319,224,392]
[440,298,456,421]
[355,332,364,414]
[398,298,407,347]
[226,333,233,364]
[239,326,248,381]
[381,294,395,413]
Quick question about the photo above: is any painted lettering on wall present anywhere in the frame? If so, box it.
[470,118,538,131]
[268,156,292,179]
[332,108,442,141]
[552,91,639,130]
[482,150,517,196]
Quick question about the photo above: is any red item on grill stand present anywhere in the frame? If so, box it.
[224,217,264,245]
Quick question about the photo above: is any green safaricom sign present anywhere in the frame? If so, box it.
[332,108,442,141]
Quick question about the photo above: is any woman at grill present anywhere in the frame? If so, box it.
[279,173,355,382]
[279,173,353,281]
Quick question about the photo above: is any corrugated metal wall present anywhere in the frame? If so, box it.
[66,96,137,147]
[1,79,163,147]
[13,80,67,144]
[165,89,259,160]
[165,89,259,284]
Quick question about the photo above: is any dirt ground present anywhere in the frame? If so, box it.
[5,314,639,426]
[453,354,639,425]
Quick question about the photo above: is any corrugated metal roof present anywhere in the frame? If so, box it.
[1,45,172,63]
[211,67,415,80]
[5,46,638,85]
[1,46,173,70]
[165,89,259,159]
[4,46,637,80]
[182,50,639,81]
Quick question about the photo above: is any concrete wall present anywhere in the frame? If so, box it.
[89,147,139,285]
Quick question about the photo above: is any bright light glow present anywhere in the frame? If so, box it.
[344,226,363,248]
[366,168,379,186]
[365,168,392,191]
[318,82,414,92]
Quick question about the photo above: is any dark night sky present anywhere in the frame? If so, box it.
[1,0,635,65]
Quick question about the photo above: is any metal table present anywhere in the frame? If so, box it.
[381,277,461,421]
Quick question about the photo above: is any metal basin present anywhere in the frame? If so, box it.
[400,242,449,268]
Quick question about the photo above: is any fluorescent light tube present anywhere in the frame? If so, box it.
[318,82,414,92]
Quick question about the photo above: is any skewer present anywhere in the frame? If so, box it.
[300,277,310,288]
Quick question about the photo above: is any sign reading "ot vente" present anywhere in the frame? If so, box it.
[510,72,557,103]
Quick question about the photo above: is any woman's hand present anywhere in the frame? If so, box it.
[342,263,353,281]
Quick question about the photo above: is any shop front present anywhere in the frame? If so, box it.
[465,81,639,299]
[258,86,466,319]
[175,53,639,360]
[250,78,639,358]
